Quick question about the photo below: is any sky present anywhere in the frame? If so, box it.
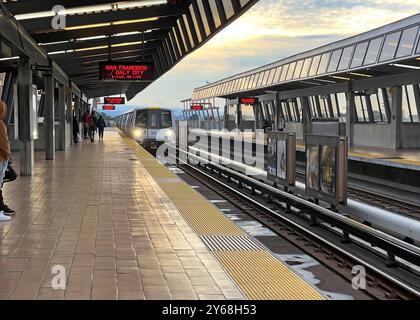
[101,0,420,115]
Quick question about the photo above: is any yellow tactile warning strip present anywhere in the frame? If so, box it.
[122,133,325,300]
[214,251,324,300]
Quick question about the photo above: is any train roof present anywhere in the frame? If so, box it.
[115,106,173,117]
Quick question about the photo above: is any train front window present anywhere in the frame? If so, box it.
[241,104,255,121]
[150,112,158,129]
[160,111,172,128]
[136,110,147,128]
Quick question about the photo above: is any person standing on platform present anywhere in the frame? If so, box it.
[97,115,106,141]
[82,111,90,140]
[0,101,14,221]
[73,115,80,144]
[89,111,98,142]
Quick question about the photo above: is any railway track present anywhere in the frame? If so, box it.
[165,148,420,300]
[295,170,420,220]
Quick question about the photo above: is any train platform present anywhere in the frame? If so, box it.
[296,141,420,171]
[0,129,324,300]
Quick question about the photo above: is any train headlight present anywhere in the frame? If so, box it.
[132,128,144,140]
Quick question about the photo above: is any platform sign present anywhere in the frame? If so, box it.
[104,97,125,104]
[99,61,154,81]
[267,132,296,187]
[103,105,115,110]
[305,135,348,205]
[191,105,204,110]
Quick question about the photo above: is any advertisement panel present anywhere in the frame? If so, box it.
[306,144,320,191]
[267,132,296,187]
[320,145,336,196]
[267,137,277,176]
[305,135,348,205]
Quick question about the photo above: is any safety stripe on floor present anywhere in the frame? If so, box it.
[122,133,325,300]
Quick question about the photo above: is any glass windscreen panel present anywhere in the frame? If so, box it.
[182,15,195,48]
[396,26,419,58]
[136,110,147,128]
[364,37,382,65]
[379,31,402,62]
[350,42,368,68]
[309,55,321,76]
[337,46,354,71]
[317,52,331,74]
[189,5,203,43]
[223,0,235,19]
[286,62,296,80]
[160,110,172,128]
[293,60,304,79]
[197,0,211,36]
[208,0,222,28]
[327,49,342,73]
[300,58,312,78]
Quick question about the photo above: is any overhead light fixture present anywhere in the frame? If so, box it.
[15,0,167,21]
[74,41,144,52]
[391,63,420,70]
[0,56,19,61]
[331,75,351,81]
[349,72,373,78]
[65,17,158,31]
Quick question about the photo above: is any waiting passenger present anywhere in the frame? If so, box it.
[97,115,106,141]
[89,111,98,142]
[73,115,80,144]
[82,111,90,140]
[0,101,14,221]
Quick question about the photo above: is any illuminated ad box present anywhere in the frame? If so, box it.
[99,62,155,81]
[305,135,348,205]
[266,132,296,187]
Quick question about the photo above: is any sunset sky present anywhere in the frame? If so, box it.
[125,0,420,111]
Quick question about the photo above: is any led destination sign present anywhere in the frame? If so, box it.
[103,105,116,110]
[104,97,125,104]
[99,62,155,81]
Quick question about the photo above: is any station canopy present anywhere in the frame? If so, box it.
[192,13,420,100]
[0,0,257,99]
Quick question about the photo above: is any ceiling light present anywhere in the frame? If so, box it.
[331,75,351,81]
[349,72,373,78]
[391,63,420,70]
[15,0,166,21]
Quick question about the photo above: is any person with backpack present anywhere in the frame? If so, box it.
[0,101,15,221]
[97,115,106,141]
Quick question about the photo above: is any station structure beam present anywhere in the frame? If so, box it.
[44,74,55,160]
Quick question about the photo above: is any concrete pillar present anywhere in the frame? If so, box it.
[58,84,66,151]
[390,86,402,149]
[44,75,55,160]
[17,58,34,176]
[346,91,355,147]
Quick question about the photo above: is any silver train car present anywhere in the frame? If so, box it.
[115,107,176,151]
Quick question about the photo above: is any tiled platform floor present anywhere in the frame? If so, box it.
[0,130,244,300]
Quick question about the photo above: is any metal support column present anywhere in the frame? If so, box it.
[302,97,310,140]
[58,84,66,151]
[17,58,34,176]
[346,91,355,147]
[390,86,402,149]
[44,74,55,160]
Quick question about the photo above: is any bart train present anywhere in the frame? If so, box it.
[115,107,176,151]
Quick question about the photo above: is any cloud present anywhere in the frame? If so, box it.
[129,0,420,108]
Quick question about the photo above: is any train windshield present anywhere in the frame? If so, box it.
[135,110,147,128]
[160,110,172,128]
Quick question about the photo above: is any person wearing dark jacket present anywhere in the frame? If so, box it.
[97,115,106,141]
[73,115,80,144]
[0,101,14,221]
